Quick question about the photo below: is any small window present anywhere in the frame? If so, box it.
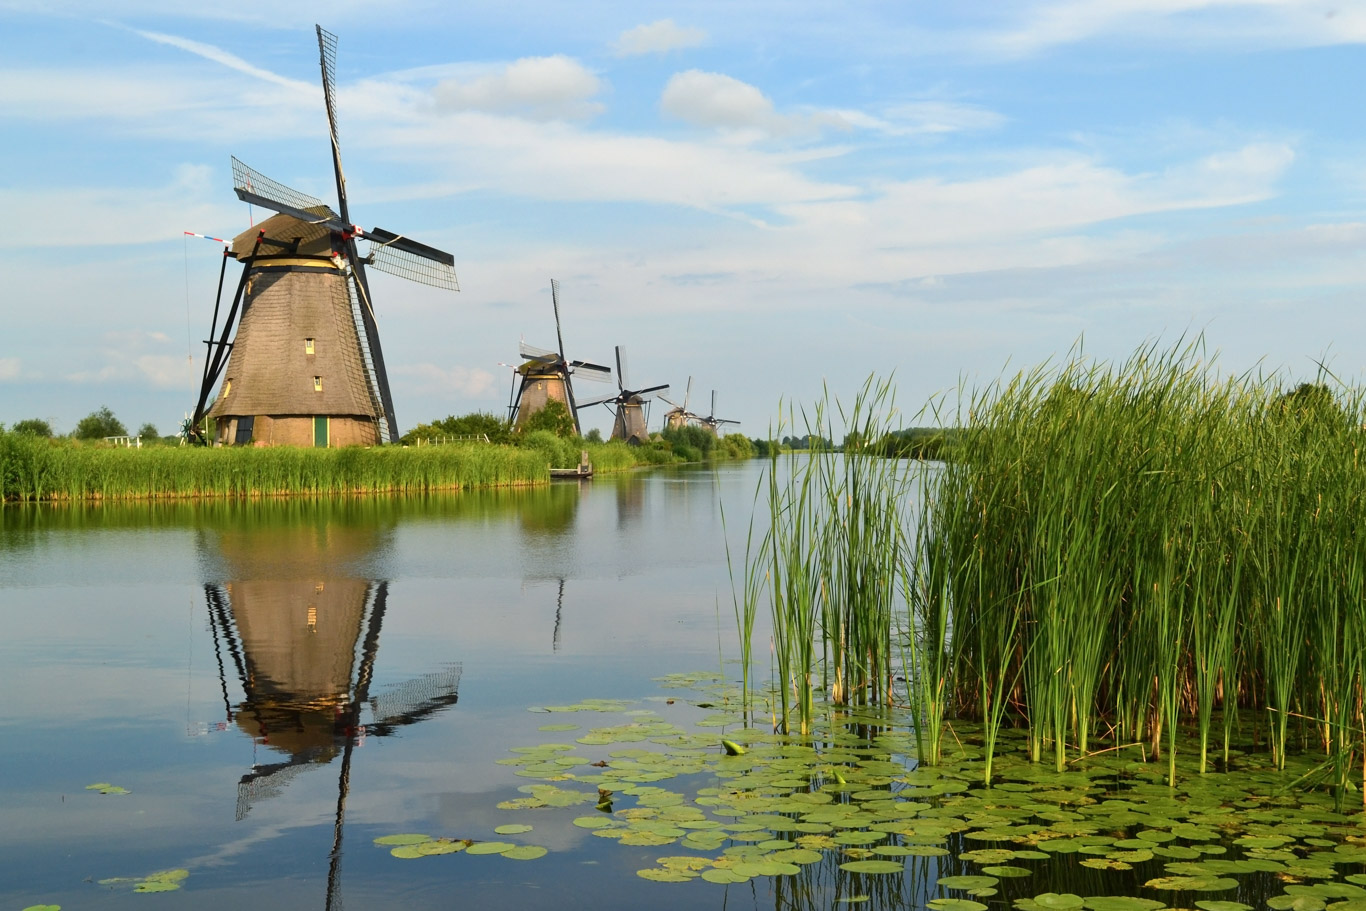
[304,338,315,355]
[313,376,323,392]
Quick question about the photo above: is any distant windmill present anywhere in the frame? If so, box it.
[697,390,741,436]
[509,280,611,436]
[577,346,668,445]
[187,25,459,448]
[659,377,698,431]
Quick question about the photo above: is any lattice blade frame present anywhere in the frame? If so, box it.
[367,241,460,291]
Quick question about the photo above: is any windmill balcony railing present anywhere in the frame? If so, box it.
[103,435,144,448]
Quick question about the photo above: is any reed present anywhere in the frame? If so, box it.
[907,339,1366,801]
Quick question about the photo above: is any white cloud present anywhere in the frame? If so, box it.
[614,19,707,56]
[984,0,1366,57]
[0,165,232,248]
[660,69,849,139]
[432,56,604,121]
[0,358,19,380]
[394,363,497,399]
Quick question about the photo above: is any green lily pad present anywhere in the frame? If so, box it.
[637,868,694,882]
[494,824,534,835]
[702,868,750,884]
[927,900,988,911]
[374,834,432,846]
[417,840,467,856]
[1030,894,1086,910]
[1082,898,1165,911]
[1146,875,1238,892]
[503,845,548,860]
[466,841,516,855]
[1195,902,1253,911]
[939,875,999,891]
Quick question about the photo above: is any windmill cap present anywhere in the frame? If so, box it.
[232,212,336,260]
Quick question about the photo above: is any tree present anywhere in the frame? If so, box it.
[137,422,159,440]
[11,418,53,437]
[584,427,603,444]
[520,399,578,438]
[73,406,127,441]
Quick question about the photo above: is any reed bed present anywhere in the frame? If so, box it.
[913,340,1366,801]
[737,342,1366,803]
[738,378,915,735]
[0,437,555,501]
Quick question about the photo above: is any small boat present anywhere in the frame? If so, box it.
[550,450,593,480]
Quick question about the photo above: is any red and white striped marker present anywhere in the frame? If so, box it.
[184,231,229,245]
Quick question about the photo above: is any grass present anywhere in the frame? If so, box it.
[0,432,731,502]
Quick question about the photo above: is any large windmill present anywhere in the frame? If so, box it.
[188,26,459,447]
[697,390,741,436]
[659,377,697,431]
[509,280,611,436]
[577,346,668,445]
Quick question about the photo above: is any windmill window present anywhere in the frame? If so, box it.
[304,338,315,355]
[314,376,323,392]
[223,379,232,397]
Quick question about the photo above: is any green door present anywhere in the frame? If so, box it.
[313,415,329,448]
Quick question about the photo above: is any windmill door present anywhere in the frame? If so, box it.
[313,416,330,448]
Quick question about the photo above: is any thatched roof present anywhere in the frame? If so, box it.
[207,263,378,419]
[231,212,334,261]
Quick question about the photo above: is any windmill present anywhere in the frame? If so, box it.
[509,280,611,436]
[187,25,459,447]
[698,390,741,436]
[577,346,668,445]
[658,377,698,431]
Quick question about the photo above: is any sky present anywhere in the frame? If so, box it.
[2,1,1364,438]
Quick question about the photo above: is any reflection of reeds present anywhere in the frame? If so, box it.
[915,339,1366,800]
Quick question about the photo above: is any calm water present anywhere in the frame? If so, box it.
[0,462,784,911]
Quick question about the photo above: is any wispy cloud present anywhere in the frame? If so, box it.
[0,358,20,381]
[131,28,312,91]
[614,19,707,56]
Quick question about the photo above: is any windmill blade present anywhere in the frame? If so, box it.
[710,390,718,420]
[658,394,681,409]
[576,393,619,408]
[714,418,741,425]
[519,340,558,362]
[630,383,669,401]
[366,237,460,291]
[232,158,343,228]
[615,346,630,393]
[364,227,459,291]
[550,279,568,369]
[569,361,612,383]
[316,26,351,224]
[683,376,693,411]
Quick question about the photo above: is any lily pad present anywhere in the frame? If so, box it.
[503,845,548,860]
[494,824,534,835]
[374,834,432,846]
[466,841,516,856]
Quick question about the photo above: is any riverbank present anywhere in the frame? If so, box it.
[0,430,751,501]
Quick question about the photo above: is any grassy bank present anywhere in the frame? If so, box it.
[741,344,1366,803]
[0,431,749,502]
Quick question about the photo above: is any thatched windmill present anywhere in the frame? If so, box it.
[188,26,459,447]
[577,346,668,444]
[659,376,698,431]
[697,390,741,436]
[509,280,611,435]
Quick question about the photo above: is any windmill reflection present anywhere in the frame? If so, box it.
[202,512,459,911]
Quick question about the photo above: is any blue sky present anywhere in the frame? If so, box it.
[2,1,1364,437]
